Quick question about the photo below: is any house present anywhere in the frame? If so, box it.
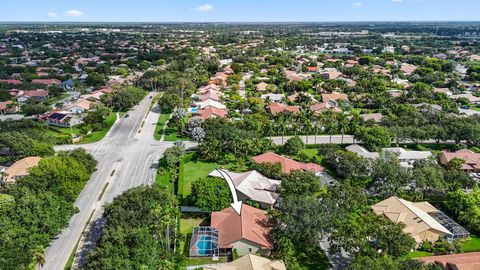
[195,107,228,121]
[31,78,61,87]
[2,157,42,184]
[449,93,480,104]
[432,88,453,96]
[0,79,22,85]
[401,63,417,76]
[346,145,432,167]
[41,111,83,127]
[345,144,380,159]
[310,101,342,114]
[321,92,349,103]
[0,100,19,115]
[65,99,92,114]
[419,252,480,270]
[256,82,269,92]
[210,203,273,256]
[382,148,432,168]
[209,169,281,209]
[320,68,342,80]
[267,103,300,115]
[287,92,317,103]
[196,99,227,110]
[81,91,104,101]
[252,152,323,175]
[198,91,221,102]
[198,84,222,94]
[260,93,284,103]
[360,113,383,123]
[209,72,228,87]
[61,79,75,90]
[439,149,480,171]
[17,90,49,103]
[203,254,286,270]
[413,103,443,113]
[372,196,469,244]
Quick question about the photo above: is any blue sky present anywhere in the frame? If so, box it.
[0,0,479,22]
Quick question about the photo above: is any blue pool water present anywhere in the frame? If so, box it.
[197,236,213,255]
[191,107,198,113]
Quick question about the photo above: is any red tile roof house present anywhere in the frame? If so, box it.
[252,152,323,175]
[267,103,300,116]
[17,90,49,103]
[0,79,22,85]
[419,252,480,270]
[310,101,342,114]
[194,107,228,121]
[439,149,480,171]
[321,92,349,103]
[211,203,273,256]
[31,79,61,87]
[0,100,20,115]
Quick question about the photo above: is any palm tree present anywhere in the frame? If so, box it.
[32,246,45,270]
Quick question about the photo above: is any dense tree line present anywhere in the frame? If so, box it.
[83,186,180,270]
[0,149,96,269]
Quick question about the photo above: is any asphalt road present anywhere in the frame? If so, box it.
[41,94,195,270]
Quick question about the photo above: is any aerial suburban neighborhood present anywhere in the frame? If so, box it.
[2,1,480,270]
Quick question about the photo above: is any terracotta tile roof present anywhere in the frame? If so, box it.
[252,152,323,174]
[256,82,268,91]
[4,157,42,183]
[196,107,228,120]
[198,92,221,102]
[420,252,480,270]
[204,254,286,270]
[439,149,480,171]
[0,100,15,111]
[211,204,273,249]
[23,90,49,98]
[0,79,22,85]
[31,79,61,86]
[321,92,349,103]
[267,103,300,115]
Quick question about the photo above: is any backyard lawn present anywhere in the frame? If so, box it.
[462,235,480,253]
[179,153,220,199]
[406,250,433,258]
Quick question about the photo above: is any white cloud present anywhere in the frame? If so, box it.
[352,2,362,7]
[64,10,84,17]
[194,4,214,12]
[47,12,58,18]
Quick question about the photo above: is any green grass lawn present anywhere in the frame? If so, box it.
[164,126,190,141]
[46,93,69,106]
[154,112,171,140]
[406,250,433,258]
[179,217,208,256]
[80,112,117,144]
[155,170,172,191]
[47,112,117,144]
[462,235,480,253]
[179,153,220,199]
[181,257,227,268]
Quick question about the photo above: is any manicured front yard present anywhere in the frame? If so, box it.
[47,112,117,144]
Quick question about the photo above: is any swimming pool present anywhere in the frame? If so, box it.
[197,236,213,255]
[190,107,198,113]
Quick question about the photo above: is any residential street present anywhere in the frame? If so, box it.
[41,94,194,270]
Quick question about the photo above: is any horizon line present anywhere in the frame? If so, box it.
[1,20,480,24]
